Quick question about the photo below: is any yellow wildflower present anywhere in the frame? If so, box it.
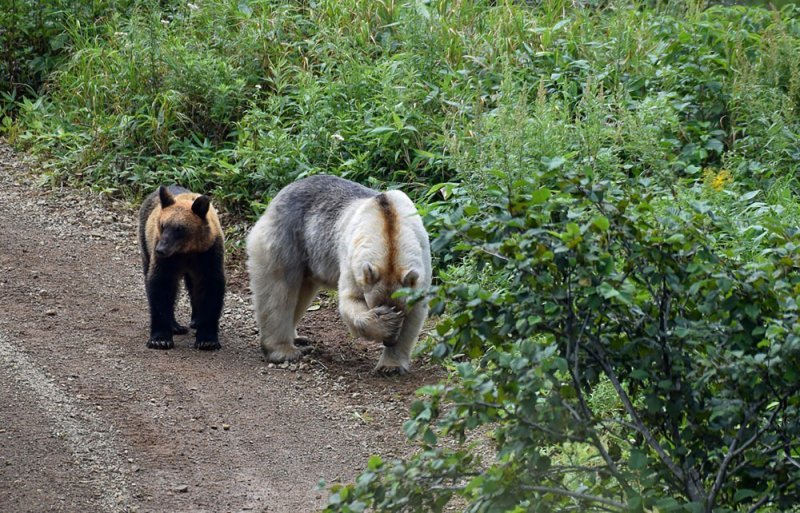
[703,168,733,191]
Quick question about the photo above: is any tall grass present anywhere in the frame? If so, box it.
[5,0,800,223]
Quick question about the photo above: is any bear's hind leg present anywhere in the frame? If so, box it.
[250,266,307,362]
[292,278,320,348]
[185,274,197,330]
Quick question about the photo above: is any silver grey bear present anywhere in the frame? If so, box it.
[246,175,432,374]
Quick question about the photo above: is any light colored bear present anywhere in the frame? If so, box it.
[246,175,431,374]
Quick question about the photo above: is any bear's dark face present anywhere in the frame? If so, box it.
[153,187,213,258]
[363,281,404,312]
[155,221,190,258]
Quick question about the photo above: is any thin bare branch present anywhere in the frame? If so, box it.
[585,342,703,501]
[476,246,510,263]
[706,433,741,511]
[565,334,633,495]
[522,485,626,510]
[745,477,800,513]
[729,402,781,460]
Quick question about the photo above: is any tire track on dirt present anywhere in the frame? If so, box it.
[0,332,134,512]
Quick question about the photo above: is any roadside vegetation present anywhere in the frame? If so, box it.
[3,0,800,510]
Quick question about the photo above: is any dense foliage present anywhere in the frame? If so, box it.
[327,141,800,512]
[1,1,137,109]
[4,0,800,511]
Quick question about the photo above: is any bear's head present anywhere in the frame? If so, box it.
[154,186,216,258]
[360,263,420,311]
[361,263,420,347]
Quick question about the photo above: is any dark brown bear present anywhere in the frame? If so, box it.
[138,185,225,350]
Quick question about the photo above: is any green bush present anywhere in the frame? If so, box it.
[326,128,800,513]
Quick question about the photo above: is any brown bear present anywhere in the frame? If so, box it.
[138,185,225,350]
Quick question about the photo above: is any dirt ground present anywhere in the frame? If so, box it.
[0,140,445,512]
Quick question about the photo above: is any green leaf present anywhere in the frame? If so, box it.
[423,428,438,445]
[598,282,621,299]
[552,18,571,31]
[591,215,610,231]
[530,187,551,204]
[739,190,760,202]
[664,233,685,244]
[705,138,724,153]
[367,455,382,470]
[733,489,758,502]
[629,449,648,470]
[543,156,566,170]
[366,126,396,136]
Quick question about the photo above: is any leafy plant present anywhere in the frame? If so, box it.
[327,156,800,513]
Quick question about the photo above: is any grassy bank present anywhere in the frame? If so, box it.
[3,1,797,214]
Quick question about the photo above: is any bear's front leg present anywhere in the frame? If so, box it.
[339,293,404,343]
[187,256,225,351]
[375,301,427,375]
[145,263,181,350]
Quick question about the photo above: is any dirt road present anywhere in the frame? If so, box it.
[0,141,442,512]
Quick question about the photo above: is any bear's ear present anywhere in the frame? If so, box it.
[401,269,419,288]
[362,262,379,285]
[192,195,210,220]
[158,186,175,208]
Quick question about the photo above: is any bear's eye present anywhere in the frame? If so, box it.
[162,224,187,238]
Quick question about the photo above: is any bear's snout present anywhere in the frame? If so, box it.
[155,240,176,258]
